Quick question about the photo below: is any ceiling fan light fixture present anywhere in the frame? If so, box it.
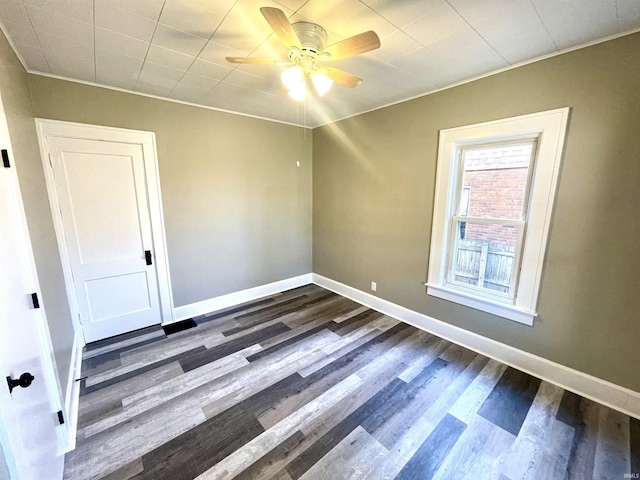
[288,81,306,101]
[311,71,333,97]
[281,66,304,91]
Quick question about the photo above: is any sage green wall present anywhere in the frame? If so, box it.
[313,32,640,392]
[0,31,74,392]
[29,76,313,307]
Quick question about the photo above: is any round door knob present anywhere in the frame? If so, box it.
[18,372,34,388]
[6,372,35,393]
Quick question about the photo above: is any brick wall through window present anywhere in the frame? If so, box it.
[461,144,532,246]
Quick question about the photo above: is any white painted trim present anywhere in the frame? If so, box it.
[63,331,84,452]
[426,284,535,325]
[172,274,313,322]
[26,71,312,130]
[427,108,570,324]
[312,274,640,420]
[0,23,30,74]
[315,27,640,128]
[35,124,81,335]
[35,119,176,340]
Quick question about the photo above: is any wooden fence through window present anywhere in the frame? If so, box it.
[454,239,515,293]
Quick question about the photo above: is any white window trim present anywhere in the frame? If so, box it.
[426,108,570,325]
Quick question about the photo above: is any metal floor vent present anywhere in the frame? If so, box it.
[162,319,197,335]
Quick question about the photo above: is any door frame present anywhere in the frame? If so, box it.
[35,119,175,343]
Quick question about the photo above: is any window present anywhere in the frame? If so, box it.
[426,108,570,325]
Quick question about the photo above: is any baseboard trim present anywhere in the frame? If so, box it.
[312,273,640,420]
[64,330,84,452]
[171,273,313,322]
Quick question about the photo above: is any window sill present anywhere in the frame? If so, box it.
[426,284,536,326]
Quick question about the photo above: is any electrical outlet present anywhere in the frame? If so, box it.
[371,281,377,292]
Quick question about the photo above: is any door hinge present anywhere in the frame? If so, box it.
[2,149,10,168]
[57,410,64,425]
[48,153,54,168]
[31,292,40,309]
[145,250,153,265]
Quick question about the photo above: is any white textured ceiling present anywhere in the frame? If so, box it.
[1,0,639,127]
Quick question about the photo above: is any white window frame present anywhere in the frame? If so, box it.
[447,138,537,302]
[426,108,570,325]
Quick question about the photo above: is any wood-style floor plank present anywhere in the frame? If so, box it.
[369,353,492,480]
[593,407,631,479]
[631,417,640,476]
[500,381,574,480]
[66,284,639,480]
[200,330,343,421]
[562,395,600,480]
[431,413,515,480]
[298,426,388,480]
[136,402,266,480]
[199,374,367,480]
[449,359,507,424]
[210,328,437,480]
[83,348,256,438]
[372,345,479,449]
[99,458,144,480]
[83,329,165,360]
[77,361,184,436]
[477,366,542,436]
[256,325,413,430]
[83,345,206,390]
[231,431,306,480]
[394,414,466,480]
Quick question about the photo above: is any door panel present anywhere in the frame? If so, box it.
[62,151,143,264]
[0,117,64,478]
[85,272,152,321]
[47,137,161,343]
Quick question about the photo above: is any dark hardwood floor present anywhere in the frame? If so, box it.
[64,284,640,480]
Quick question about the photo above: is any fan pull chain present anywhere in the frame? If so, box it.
[296,101,300,168]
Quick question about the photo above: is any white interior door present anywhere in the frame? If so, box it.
[46,136,163,343]
[0,101,65,479]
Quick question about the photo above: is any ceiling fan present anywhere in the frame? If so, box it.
[226,7,381,101]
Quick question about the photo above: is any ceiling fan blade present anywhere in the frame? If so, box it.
[226,57,287,65]
[260,7,301,49]
[323,31,381,61]
[323,67,363,88]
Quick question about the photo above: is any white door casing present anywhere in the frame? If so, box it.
[36,120,174,343]
[0,99,65,479]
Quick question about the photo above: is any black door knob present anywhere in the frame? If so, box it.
[6,372,34,393]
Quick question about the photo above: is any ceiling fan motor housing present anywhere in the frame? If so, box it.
[289,21,329,70]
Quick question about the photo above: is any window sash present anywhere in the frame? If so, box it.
[445,219,526,301]
[445,139,537,302]
[457,139,539,222]
[451,216,525,226]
